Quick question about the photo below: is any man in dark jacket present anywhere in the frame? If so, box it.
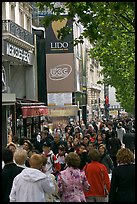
[39,130,54,153]
[123,126,135,153]
[51,132,68,155]
[2,148,24,202]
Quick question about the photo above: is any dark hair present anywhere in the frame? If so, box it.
[58,145,65,151]
[88,149,101,162]
[65,152,80,168]
[23,140,33,150]
[2,148,13,163]
[43,141,51,148]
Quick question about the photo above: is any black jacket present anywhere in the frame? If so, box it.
[109,163,135,202]
[123,132,135,151]
[2,163,23,202]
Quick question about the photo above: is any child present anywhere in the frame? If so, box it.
[56,145,68,171]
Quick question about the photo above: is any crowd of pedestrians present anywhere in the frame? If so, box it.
[2,117,135,202]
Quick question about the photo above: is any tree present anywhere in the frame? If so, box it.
[36,2,135,114]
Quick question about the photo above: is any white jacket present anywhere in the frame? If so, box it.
[9,168,56,202]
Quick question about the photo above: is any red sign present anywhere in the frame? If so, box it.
[21,106,48,118]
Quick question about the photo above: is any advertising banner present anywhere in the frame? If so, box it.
[46,17,73,54]
[46,53,75,92]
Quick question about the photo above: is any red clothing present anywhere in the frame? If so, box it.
[83,161,110,197]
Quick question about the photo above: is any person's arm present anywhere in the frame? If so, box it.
[81,171,90,191]
[42,175,56,195]
[57,173,64,197]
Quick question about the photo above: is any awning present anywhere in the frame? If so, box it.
[21,106,48,118]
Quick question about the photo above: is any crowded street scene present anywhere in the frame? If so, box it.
[2,2,135,202]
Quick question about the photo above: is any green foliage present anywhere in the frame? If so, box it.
[36,2,135,114]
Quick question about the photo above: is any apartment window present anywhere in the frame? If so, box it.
[27,17,31,32]
[20,11,24,28]
[11,5,15,22]
[2,3,6,19]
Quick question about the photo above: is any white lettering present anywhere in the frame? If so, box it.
[7,43,30,63]
[50,42,69,49]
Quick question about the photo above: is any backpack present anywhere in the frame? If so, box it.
[49,153,55,173]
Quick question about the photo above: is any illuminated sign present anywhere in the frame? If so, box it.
[46,17,73,53]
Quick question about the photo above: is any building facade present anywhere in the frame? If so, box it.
[2,2,36,146]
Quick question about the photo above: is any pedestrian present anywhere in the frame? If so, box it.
[57,152,90,202]
[22,139,33,167]
[116,122,126,145]
[56,145,68,171]
[39,130,54,153]
[83,148,110,202]
[107,131,122,167]
[2,148,23,202]
[77,143,88,170]
[98,144,114,174]
[122,126,135,153]
[109,148,135,202]
[13,149,28,168]
[6,142,17,155]
[42,141,61,177]
[51,132,68,155]
[9,154,56,202]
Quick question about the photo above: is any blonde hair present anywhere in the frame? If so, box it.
[14,149,27,165]
[29,154,43,169]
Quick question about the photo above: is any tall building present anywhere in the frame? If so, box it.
[2,2,48,146]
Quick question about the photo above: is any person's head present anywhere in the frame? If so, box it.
[58,145,66,155]
[42,141,51,154]
[29,154,44,170]
[116,148,134,165]
[78,144,86,154]
[83,136,89,145]
[12,135,19,144]
[2,148,13,164]
[41,131,48,139]
[54,132,60,143]
[88,149,101,162]
[14,149,28,165]
[6,142,16,154]
[23,140,33,151]
[73,138,79,146]
[98,144,106,155]
[32,149,40,155]
[65,152,80,169]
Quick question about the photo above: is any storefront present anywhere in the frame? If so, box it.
[2,93,16,147]
[16,100,49,138]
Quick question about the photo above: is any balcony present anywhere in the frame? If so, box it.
[2,20,34,46]
[90,83,101,91]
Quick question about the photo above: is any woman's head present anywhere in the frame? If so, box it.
[116,148,134,164]
[65,152,80,169]
[88,149,101,162]
[98,144,106,155]
[23,140,33,151]
[6,142,16,154]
